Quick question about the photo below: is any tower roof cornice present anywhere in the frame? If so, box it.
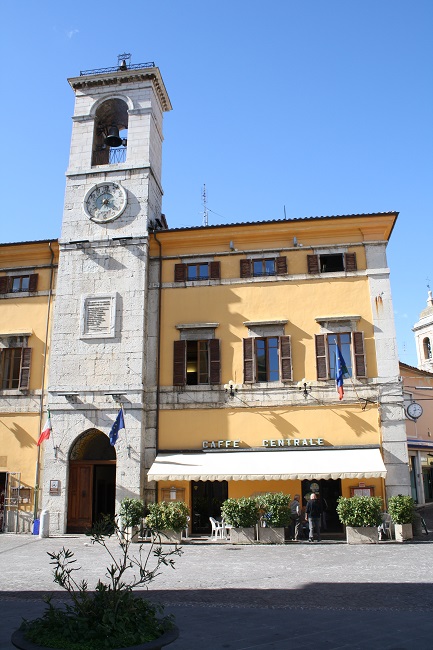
[68,67,172,112]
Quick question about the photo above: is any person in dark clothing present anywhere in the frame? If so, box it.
[306,493,322,542]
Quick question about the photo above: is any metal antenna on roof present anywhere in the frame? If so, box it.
[202,184,209,226]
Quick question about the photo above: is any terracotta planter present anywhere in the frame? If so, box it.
[346,526,379,544]
[11,625,179,650]
[258,527,285,544]
[230,527,256,544]
[394,523,413,542]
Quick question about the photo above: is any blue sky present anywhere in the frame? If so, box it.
[2,1,432,366]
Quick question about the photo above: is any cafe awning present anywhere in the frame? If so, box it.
[147,448,386,482]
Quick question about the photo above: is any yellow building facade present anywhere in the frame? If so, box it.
[147,213,410,535]
[0,240,58,532]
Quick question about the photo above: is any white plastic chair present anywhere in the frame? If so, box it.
[209,516,224,539]
[182,516,190,539]
[378,512,392,540]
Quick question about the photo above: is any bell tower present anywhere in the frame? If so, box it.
[43,58,171,534]
[413,289,433,373]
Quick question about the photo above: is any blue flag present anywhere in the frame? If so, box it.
[335,345,349,401]
[109,408,125,446]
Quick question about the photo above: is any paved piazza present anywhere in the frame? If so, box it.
[1,533,433,649]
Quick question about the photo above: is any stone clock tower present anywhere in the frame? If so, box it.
[413,289,433,373]
[43,60,171,534]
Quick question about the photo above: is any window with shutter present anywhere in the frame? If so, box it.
[240,259,252,278]
[315,334,328,379]
[307,255,320,274]
[174,263,187,282]
[352,332,367,377]
[243,338,254,383]
[276,256,288,274]
[19,348,32,389]
[28,274,39,292]
[0,347,32,390]
[344,253,357,272]
[280,335,292,381]
[209,261,221,280]
[0,277,9,294]
[173,340,186,385]
[209,339,221,384]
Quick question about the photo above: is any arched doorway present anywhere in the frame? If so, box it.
[67,429,116,533]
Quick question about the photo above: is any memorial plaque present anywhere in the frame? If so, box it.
[81,294,116,338]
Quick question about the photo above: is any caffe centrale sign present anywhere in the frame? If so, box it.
[202,437,325,449]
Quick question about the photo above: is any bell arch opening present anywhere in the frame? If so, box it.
[92,98,129,166]
[67,429,116,533]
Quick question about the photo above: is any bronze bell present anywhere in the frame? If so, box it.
[104,126,123,148]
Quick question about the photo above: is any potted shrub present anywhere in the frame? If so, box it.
[388,494,415,542]
[220,497,260,544]
[336,496,383,544]
[119,497,145,543]
[256,492,291,544]
[11,516,181,649]
[145,501,189,544]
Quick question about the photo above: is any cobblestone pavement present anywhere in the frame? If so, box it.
[1,519,433,649]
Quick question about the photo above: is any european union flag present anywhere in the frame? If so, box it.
[335,345,349,401]
[109,408,125,446]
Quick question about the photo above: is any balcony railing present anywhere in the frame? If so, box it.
[92,147,127,166]
[80,62,155,76]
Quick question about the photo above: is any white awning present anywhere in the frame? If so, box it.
[147,448,386,482]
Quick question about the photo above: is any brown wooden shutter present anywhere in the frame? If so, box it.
[0,276,9,294]
[174,263,187,282]
[19,348,32,390]
[243,338,254,383]
[240,259,252,278]
[315,334,328,379]
[307,255,320,274]
[276,256,288,274]
[173,340,186,385]
[209,261,221,280]
[280,335,292,381]
[345,253,357,272]
[209,339,221,384]
[28,274,38,292]
[353,332,367,377]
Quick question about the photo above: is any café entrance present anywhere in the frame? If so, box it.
[191,480,228,535]
[301,478,343,535]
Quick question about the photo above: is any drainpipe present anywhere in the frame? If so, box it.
[152,230,162,503]
[33,241,56,521]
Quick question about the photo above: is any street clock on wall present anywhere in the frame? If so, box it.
[406,401,423,421]
[83,182,127,223]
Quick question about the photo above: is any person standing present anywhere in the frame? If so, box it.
[306,493,322,542]
[289,494,301,540]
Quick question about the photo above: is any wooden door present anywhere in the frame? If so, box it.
[67,463,93,532]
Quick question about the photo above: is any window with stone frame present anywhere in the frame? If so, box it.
[174,262,220,282]
[307,253,357,274]
[173,339,220,386]
[240,257,287,279]
[243,336,292,383]
[315,331,366,380]
[0,274,38,294]
[0,346,32,389]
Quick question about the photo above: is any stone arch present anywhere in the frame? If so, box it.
[423,337,432,360]
[67,429,116,533]
[91,97,131,166]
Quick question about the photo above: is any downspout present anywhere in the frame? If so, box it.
[33,241,56,521]
[152,230,162,502]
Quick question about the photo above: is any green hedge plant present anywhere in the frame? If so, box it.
[256,492,291,528]
[145,501,189,532]
[220,497,260,528]
[119,497,144,528]
[336,496,383,527]
[387,494,415,524]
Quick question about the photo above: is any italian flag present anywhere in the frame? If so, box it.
[37,410,52,446]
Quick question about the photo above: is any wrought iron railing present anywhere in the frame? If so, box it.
[92,147,127,166]
[80,62,155,76]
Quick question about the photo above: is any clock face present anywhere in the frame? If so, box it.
[83,182,127,223]
[407,402,423,420]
